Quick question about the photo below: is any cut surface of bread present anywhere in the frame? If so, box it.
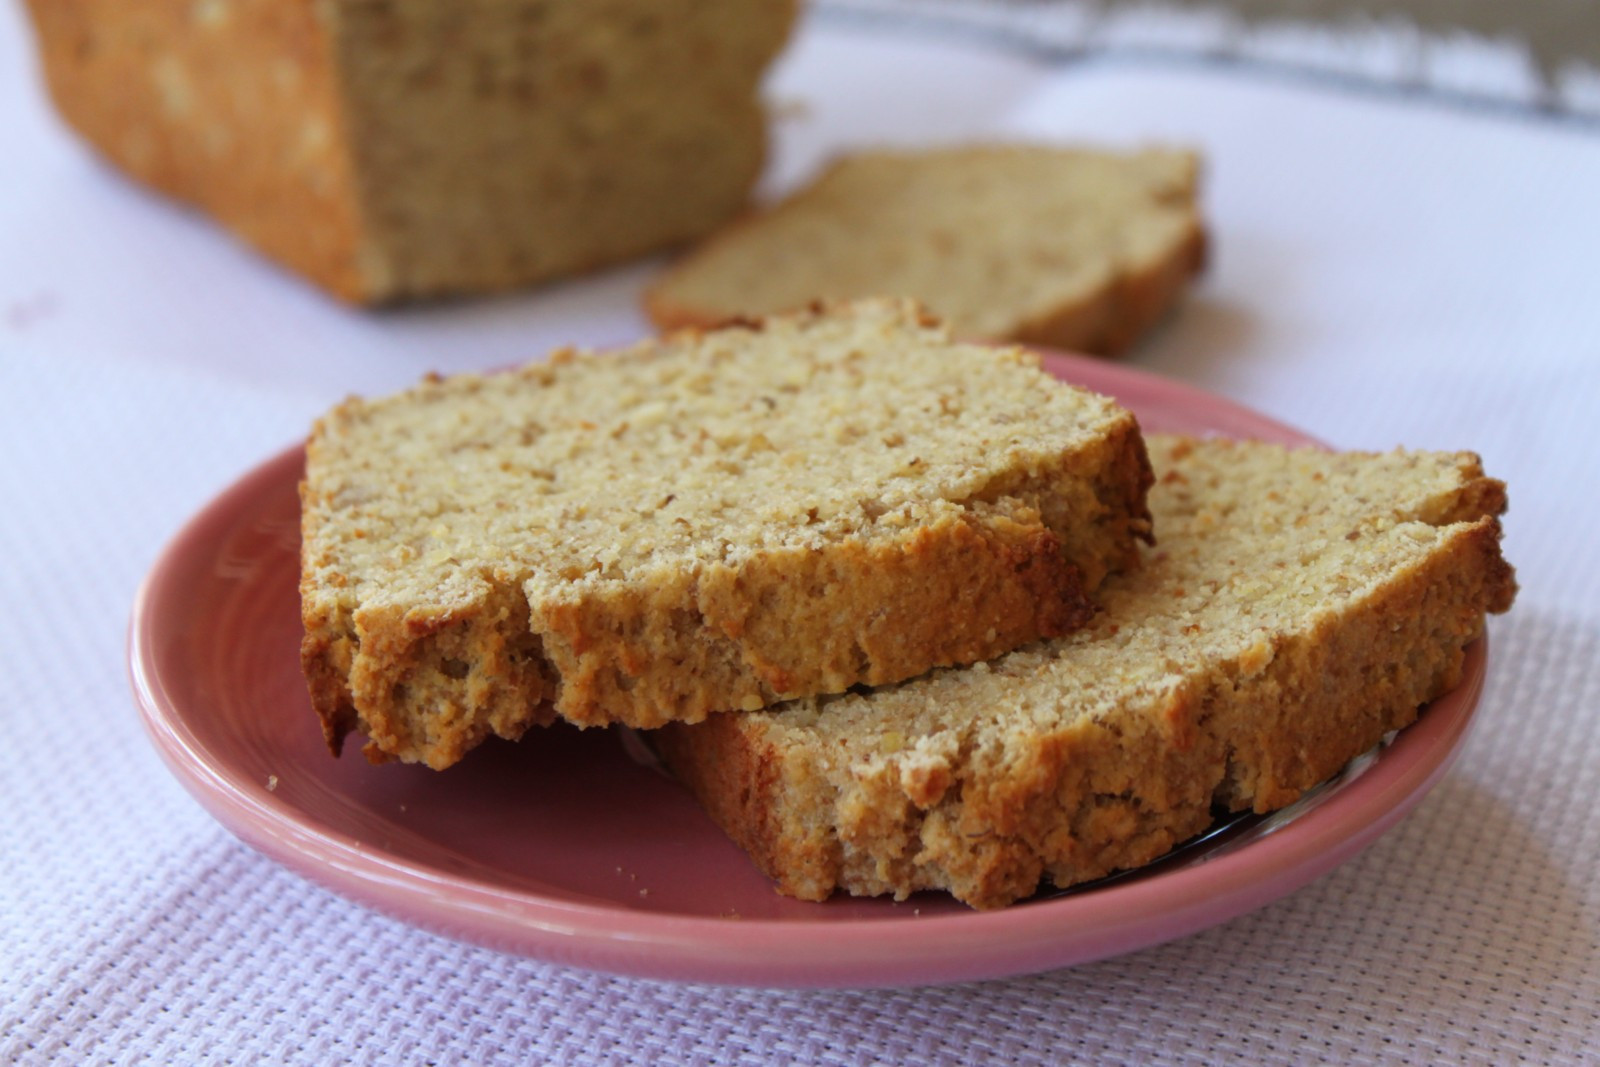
[300,301,1153,769]
[24,0,795,302]
[655,435,1517,910]
[645,145,1207,356]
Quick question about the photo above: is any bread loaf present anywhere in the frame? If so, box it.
[24,0,796,302]
[300,300,1153,769]
[655,435,1516,909]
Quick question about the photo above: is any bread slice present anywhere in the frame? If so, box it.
[23,0,795,302]
[300,300,1153,769]
[654,436,1517,910]
[645,145,1207,357]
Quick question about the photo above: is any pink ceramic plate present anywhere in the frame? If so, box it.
[130,352,1487,989]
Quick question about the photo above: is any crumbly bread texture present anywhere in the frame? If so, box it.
[655,436,1517,910]
[24,0,795,302]
[300,301,1153,769]
[645,145,1207,357]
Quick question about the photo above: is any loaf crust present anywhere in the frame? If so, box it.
[24,0,796,302]
[300,301,1153,768]
[655,436,1517,909]
[645,145,1207,357]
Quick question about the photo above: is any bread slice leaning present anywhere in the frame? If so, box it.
[645,145,1207,356]
[299,300,1153,769]
[654,435,1517,910]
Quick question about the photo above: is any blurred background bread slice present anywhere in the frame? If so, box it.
[646,144,1206,357]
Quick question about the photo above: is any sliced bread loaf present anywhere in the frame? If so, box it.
[645,145,1207,356]
[300,300,1153,769]
[24,0,795,302]
[654,435,1517,909]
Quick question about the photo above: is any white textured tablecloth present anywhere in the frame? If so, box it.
[3,5,1599,1064]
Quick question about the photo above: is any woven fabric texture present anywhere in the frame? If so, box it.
[3,4,1598,1064]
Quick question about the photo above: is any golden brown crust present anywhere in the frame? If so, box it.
[1011,219,1209,357]
[529,508,1097,731]
[24,0,372,298]
[650,717,819,888]
[1210,515,1513,811]
[657,438,1518,909]
[302,496,1124,764]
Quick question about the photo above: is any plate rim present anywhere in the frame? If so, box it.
[129,350,1488,988]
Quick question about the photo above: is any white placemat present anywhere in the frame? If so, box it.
[3,5,1597,1064]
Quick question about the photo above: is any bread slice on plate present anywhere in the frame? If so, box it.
[299,300,1153,769]
[654,435,1517,910]
[645,145,1207,357]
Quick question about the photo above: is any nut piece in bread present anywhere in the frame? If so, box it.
[654,435,1517,909]
[23,0,796,302]
[299,300,1154,769]
[646,145,1207,357]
